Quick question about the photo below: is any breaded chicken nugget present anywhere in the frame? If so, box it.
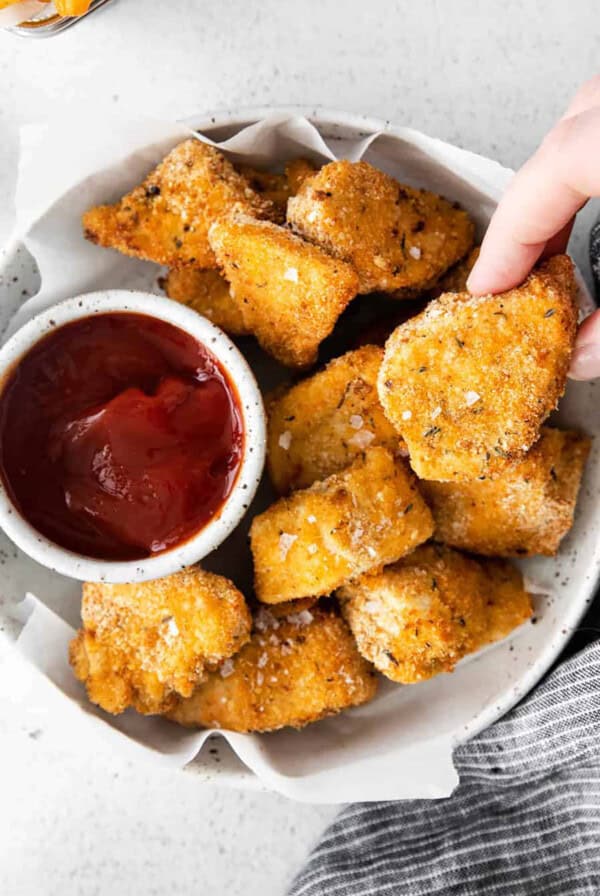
[83,140,272,270]
[167,607,377,732]
[287,160,475,294]
[267,345,406,494]
[338,544,532,684]
[284,158,318,194]
[378,256,578,481]
[162,268,248,335]
[422,427,590,556]
[238,159,317,224]
[250,447,434,604]
[429,246,480,297]
[209,213,359,367]
[69,567,251,715]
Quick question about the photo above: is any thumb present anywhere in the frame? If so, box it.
[569,309,600,380]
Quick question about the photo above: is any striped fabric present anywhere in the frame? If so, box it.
[290,232,600,896]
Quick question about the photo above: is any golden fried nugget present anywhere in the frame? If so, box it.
[338,544,532,684]
[429,246,480,297]
[162,268,248,335]
[287,159,475,294]
[83,140,272,270]
[209,213,359,367]
[69,567,251,716]
[167,607,377,732]
[422,427,590,556]
[267,345,406,493]
[250,447,434,604]
[378,256,578,481]
[285,158,318,194]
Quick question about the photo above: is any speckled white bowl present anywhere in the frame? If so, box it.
[0,290,266,584]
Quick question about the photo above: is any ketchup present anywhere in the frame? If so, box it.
[0,313,243,560]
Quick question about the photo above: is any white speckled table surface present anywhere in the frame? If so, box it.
[0,2,599,894]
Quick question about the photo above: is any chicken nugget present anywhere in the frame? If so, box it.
[237,159,318,223]
[83,140,272,270]
[209,213,359,367]
[338,544,532,684]
[378,255,578,481]
[287,159,475,294]
[162,268,248,335]
[250,446,434,604]
[284,158,318,194]
[422,427,590,556]
[167,606,377,732]
[429,246,480,297]
[69,567,251,715]
[267,345,406,493]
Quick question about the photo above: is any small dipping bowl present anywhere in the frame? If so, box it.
[0,290,266,583]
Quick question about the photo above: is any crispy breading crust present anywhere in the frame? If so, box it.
[378,256,578,481]
[250,447,434,604]
[237,159,317,223]
[428,246,480,297]
[267,345,406,494]
[167,607,377,732]
[422,427,590,556]
[338,544,532,684]
[162,267,248,335]
[287,160,475,294]
[83,139,272,269]
[69,567,251,716]
[209,213,359,367]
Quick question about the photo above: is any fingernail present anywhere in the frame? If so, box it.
[568,343,600,380]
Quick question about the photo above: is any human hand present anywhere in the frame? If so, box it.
[466,76,600,380]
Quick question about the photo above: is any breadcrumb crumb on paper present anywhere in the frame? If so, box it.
[83,139,273,269]
[378,255,578,481]
[250,446,434,604]
[167,608,377,733]
[69,567,251,716]
[422,427,591,556]
[338,544,532,684]
[287,159,475,294]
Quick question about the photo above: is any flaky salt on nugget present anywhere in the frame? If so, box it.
[287,159,475,295]
[238,158,317,223]
[162,268,248,335]
[338,544,532,684]
[422,427,590,557]
[69,567,251,716]
[250,446,434,604]
[83,140,272,270]
[209,213,359,367]
[267,345,406,494]
[167,606,377,733]
[378,255,578,481]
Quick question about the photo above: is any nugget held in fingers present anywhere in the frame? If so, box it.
[422,427,590,556]
[83,140,272,269]
[209,213,359,367]
[250,447,434,604]
[338,544,532,684]
[267,345,405,494]
[287,160,475,294]
[69,567,251,715]
[378,255,578,481]
[162,268,248,335]
[167,607,377,732]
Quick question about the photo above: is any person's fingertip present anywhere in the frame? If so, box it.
[568,343,600,381]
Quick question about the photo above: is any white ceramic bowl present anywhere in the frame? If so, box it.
[0,289,266,583]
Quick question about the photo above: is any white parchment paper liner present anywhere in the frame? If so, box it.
[3,106,547,803]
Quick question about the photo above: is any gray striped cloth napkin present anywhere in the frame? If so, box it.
[290,233,600,896]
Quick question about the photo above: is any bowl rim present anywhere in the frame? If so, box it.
[0,289,266,584]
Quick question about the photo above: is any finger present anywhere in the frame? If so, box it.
[467,107,600,295]
[540,218,575,259]
[569,310,600,380]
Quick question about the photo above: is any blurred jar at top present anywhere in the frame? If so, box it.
[0,0,112,36]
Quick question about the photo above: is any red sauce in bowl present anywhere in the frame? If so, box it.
[0,313,244,561]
